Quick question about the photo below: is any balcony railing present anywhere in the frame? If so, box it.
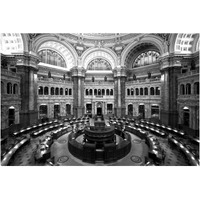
[38,77,72,84]
[178,69,199,78]
[126,78,161,85]
[84,81,114,85]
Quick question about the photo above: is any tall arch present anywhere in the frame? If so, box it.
[32,34,78,68]
[81,47,118,69]
[121,35,165,66]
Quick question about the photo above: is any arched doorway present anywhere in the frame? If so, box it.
[138,105,145,119]
[128,104,133,116]
[86,104,92,115]
[8,106,15,126]
[183,107,190,127]
[54,104,60,119]
[66,104,71,115]
[39,105,48,119]
[97,102,102,116]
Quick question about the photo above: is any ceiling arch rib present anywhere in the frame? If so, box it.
[121,35,165,67]
[124,43,160,68]
[38,41,75,69]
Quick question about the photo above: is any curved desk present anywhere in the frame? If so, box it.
[1,137,30,166]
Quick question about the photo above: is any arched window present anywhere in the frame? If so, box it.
[110,89,113,95]
[89,89,93,95]
[180,84,185,95]
[7,82,12,94]
[136,88,139,96]
[51,87,54,95]
[156,87,160,95]
[98,89,101,96]
[65,88,68,95]
[1,81,4,94]
[133,51,160,67]
[60,88,63,95]
[86,89,89,96]
[194,82,199,95]
[127,88,130,96]
[94,89,97,95]
[106,89,109,96]
[131,88,134,96]
[55,87,59,95]
[38,49,66,68]
[69,88,72,95]
[102,89,105,96]
[38,86,43,95]
[144,87,148,95]
[13,84,18,94]
[44,87,49,95]
[140,88,143,95]
[150,87,154,95]
[186,83,191,95]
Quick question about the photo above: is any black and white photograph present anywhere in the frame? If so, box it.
[0,1,199,200]
[1,33,199,166]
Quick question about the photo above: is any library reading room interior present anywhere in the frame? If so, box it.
[0,33,199,166]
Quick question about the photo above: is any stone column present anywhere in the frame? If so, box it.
[160,56,181,127]
[71,67,85,118]
[16,53,40,127]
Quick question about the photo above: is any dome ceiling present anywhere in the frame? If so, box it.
[58,33,144,48]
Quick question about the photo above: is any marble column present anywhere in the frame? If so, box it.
[71,67,86,118]
[16,53,40,127]
[113,67,126,117]
[160,56,181,127]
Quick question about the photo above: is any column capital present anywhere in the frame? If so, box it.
[159,54,184,71]
[1,52,40,71]
[70,66,86,77]
[113,66,127,77]
[15,52,40,71]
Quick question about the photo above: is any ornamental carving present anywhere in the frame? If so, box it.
[87,58,112,70]
[29,34,41,40]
